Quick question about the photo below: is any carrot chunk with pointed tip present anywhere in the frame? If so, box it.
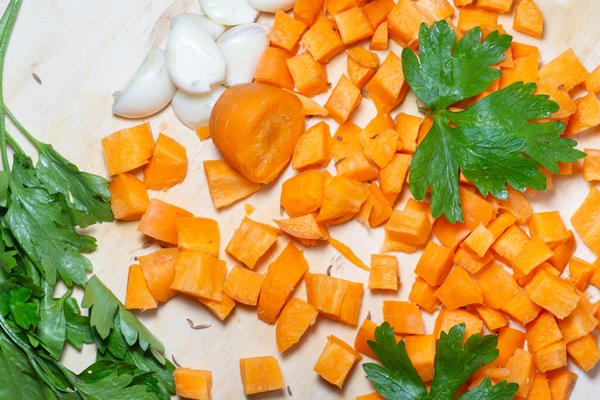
[539,48,589,92]
[526,310,563,352]
[253,47,294,90]
[326,0,358,16]
[363,51,408,111]
[226,217,279,270]
[171,251,226,301]
[284,89,329,116]
[434,307,483,342]
[280,169,324,217]
[176,217,219,257]
[143,133,187,190]
[222,266,264,306]
[293,0,325,26]
[435,266,483,310]
[335,7,374,45]
[511,238,554,279]
[301,16,345,63]
[363,0,395,29]
[571,186,600,256]
[472,304,508,331]
[513,0,543,38]
[558,295,598,343]
[286,51,329,97]
[409,277,440,313]
[270,10,307,54]
[387,0,432,49]
[292,121,331,170]
[354,318,379,359]
[239,356,284,395]
[506,348,536,398]
[108,173,150,221]
[495,327,526,367]
[383,301,424,335]
[475,263,520,309]
[137,248,179,302]
[566,332,600,372]
[276,298,318,352]
[137,199,193,244]
[124,264,158,310]
[564,91,600,136]
[524,270,579,320]
[370,21,388,50]
[414,240,454,286]
[325,74,362,124]
[203,160,261,209]
[174,368,212,400]
[404,334,436,382]
[528,211,570,249]
[347,56,375,89]
[378,153,411,206]
[197,293,235,321]
[457,6,498,34]
[102,122,154,176]
[501,291,542,325]
[314,335,362,388]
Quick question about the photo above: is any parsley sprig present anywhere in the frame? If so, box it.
[363,322,518,400]
[0,1,174,398]
[402,21,585,223]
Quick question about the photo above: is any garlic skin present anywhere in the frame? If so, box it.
[165,17,226,94]
[248,0,295,12]
[112,48,176,118]
[199,0,260,26]
[217,23,270,87]
[171,86,226,130]
[171,13,225,40]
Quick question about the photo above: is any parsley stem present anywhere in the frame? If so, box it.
[0,109,8,171]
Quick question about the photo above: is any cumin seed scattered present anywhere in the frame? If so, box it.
[287,385,292,396]
[558,84,565,90]
[172,355,181,368]
[280,204,284,216]
[187,318,211,330]
[370,134,379,139]
[334,157,346,167]
[367,311,372,320]
[32,72,41,84]
[327,264,333,276]
[336,135,343,141]
[361,89,369,98]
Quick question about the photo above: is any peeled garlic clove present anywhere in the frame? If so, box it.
[112,48,176,118]
[171,86,226,130]
[247,0,295,12]
[199,0,259,26]
[217,23,270,87]
[166,17,226,94]
[171,13,225,40]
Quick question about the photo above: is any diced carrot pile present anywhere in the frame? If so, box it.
[100,0,600,398]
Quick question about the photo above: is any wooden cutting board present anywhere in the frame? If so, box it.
[3,0,600,398]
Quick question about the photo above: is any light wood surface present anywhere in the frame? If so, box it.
[3,0,600,398]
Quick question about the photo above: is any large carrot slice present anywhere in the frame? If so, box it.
[275,298,319,352]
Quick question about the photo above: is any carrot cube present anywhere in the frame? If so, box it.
[511,238,554,278]
[143,133,187,190]
[583,148,600,181]
[404,334,436,382]
[524,270,579,319]
[568,257,596,291]
[414,240,454,287]
[285,89,329,116]
[460,223,494,258]
[498,186,533,224]
[253,47,294,90]
[370,21,388,50]
[528,211,570,249]
[409,277,440,313]
[347,57,375,89]
[314,335,362,388]
[363,51,408,111]
[173,368,212,400]
[548,231,576,273]
[434,307,483,342]
[137,199,193,244]
[275,298,318,352]
[495,327,525,367]
[501,291,542,325]
[363,129,400,168]
[222,266,264,306]
[453,247,493,274]
[585,64,600,93]
[292,121,331,171]
[280,170,324,217]
[171,251,226,301]
[535,76,576,119]
[475,263,520,309]
[472,304,508,331]
[547,369,578,400]
[101,122,154,176]
[571,186,600,256]
[414,0,455,20]
[124,264,158,310]
[332,142,377,182]
[356,393,386,400]
[511,41,539,59]
[239,356,284,395]
[301,16,345,63]
[513,0,543,38]
[257,242,308,324]
[539,48,590,92]
[457,6,498,34]
[335,7,374,45]
[197,293,235,321]
[358,183,394,228]
[293,0,325,26]
[274,213,327,244]
[506,348,536,397]
[476,0,513,13]
[526,372,552,400]
[490,225,530,265]
[434,266,483,310]
[526,310,563,352]
[432,216,471,250]
[378,153,411,205]
[394,113,422,154]
[354,318,379,359]
[566,332,600,372]
[325,0,358,16]
[385,210,432,246]
[286,52,328,97]
[108,173,150,221]
[368,254,399,290]
[383,301,424,335]
[363,0,395,29]
[533,340,567,373]
[137,248,179,302]
[176,217,219,257]
[305,272,363,324]
[270,10,307,54]
[387,0,432,49]
[324,74,362,124]
[557,296,598,343]
[226,217,279,269]
[564,91,600,136]
[203,160,261,209]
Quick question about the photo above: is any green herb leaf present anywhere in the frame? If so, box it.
[36,285,71,359]
[402,21,585,223]
[456,377,519,400]
[63,297,93,349]
[0,287,40,329]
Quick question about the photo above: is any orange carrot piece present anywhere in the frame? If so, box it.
[275,213,328,244]
[432,216,471,250]
[276,298,318,352]
[404,334,436,382]
[460,223,494,258]
[368,254,399,290]
[511,41,539,59]
[495,327,526,367]
[283,89,329,116]
[566,332,600,372]
[196,126,210,141]
[378,153,411,205]
[222,266,264,306]
[528,211,570,249]
[591,260,600,289]
[547,369,578,400]
[137,199,193,244]
[314,335,362,388]
[363,129,400,168]
[476,0,513,13]
[203,160,261,209]
[253,47,294,90]
[568,257,596,291]
[499,52,539,90]
[137,248,179,302]
[490,225,530,265]
[270,10,308,54]
[535,76,576,119]
[434,307,483,342]
[453,247,493,274]
[325,0,358,16]
[358,183,393,228]
[176,217,219,257]
[434,266,483,310]
[301,16,345,63]
[335,7,374,45]
[571,186,600,256]
[414,240,454,287]
[511,237,554,279]
[539,48,590,92]
[124,264,158,310]
[526,310,563,352]
[548,230,576,273]
[226,217,279,270]
[170,251,226,301]
[370,21,388,50]
[457,6,498,34]
[533,340,567,373]
[108,173,149,221]
[347,56,375,89]
[143,133,187,190]
[385,209,432,246]
[239,356,284,395]
[386,0,432,49]
[332,142,378,182]
[525,372,551,400]
[475,263,521,309]
[356,393,386,400]
[293,0,325,26]
[415,0,455,20]
[354,318,379,359]
[506,348,536,398]
[363,0,395,29]
[363,51,408,111]
[472,304,508,331]
[257,241,309,324]
[409,277,440,314]
[583,148,600,181]
[501,291,542,325]
[564,91,600,136]
[558,295,598,343]
[498,187,533,224]
[286,51,329,97]
[524,270,579,319]
[305,272,364,323]
[513,0,543,38]
[280,169,324,217]
[197,293,236,321]
[380,231,419,254]
[585,65,600,94]
[292,121,331,170]
[324,74,362,124]
[383,300,425,335]
[101,122,154,176]
[174,368,212,400]
[459,187,495,231]
[325,175,370,213]
[394,113,422,154]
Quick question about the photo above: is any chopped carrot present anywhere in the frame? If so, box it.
[176,217,219,257]
[357,183,393,228]
[495,327,526,367]
[174,368,212,400]
[328,237,369,271]
[547,369,578,400]
[568,257,596,291]
[334,7,374,45]
[571,186,600,256]
[409,277,440,313]
[369,21,388,50]
[460,223,494,258]
[356,393,386,400]
[548,230,576,273]
[566,332,600,372]
[498,186,533,224]
[476,0,513,13]
[535,76,576,119]
[275,213,328,244]
[525,372,551,400]
[518,262,560,287]
[363,129,400,169]
[325,74,362,124]
[501,291,542,325]
[286,51,329,97]
[564,91,600,136]
[383,300,425,335]
[283,89,329,116]
[414,240,454,287]
[325,175,370,213]
[143,133,187,190]
[331,141,378,182]
[293,0,325,26]
[475,263,521,309]
[386,0,432,49]
[432,216,471,250]
[305,272,363,324]
[368,254,399,290]
[347,56,375,89]
[453,247,493,274]
[197,293,236,321]
[526,310,563,352]
[203,160,261,209]
[385,209,432,246]
[528,211,570,249]
[239,356,284,395]
[434,266,483,310]
[301,16,345,63]
[363,51,408,111]
[557,295,598,343]
[524,270,579,319]
[314,335,362,388]
[506,348,536,397]
[196,126,210,141]
[244,203,255,215]
[292,121,331,170]
[137,248,179,302]
[325,0,358,16]
[472,304,508,331]
[124,264,158,310]
[253,47,294,90]
[101,122,155,176]
[280,169,324,217]
[404,334,436,382]
[490,224,530,265]
[354,318,379,359]
[276,298,318,352]
[457,6,498,34]
[415,0,455,20]
[108,173,150,221]
[270,10,307,54]
[377,153,411,205]
[513,0,543,38]
[170,251,226,301]
[538,48,590,92]
[359,108,395,149]
[222,266,264,306]
[583,148,600,181]
[434,307,483,342]
[511,238,554,279]
[585,64,600,94]
[362,0,395,29]
[137,199,193,245]
[532,340,567,373]
[394,113,422,154]
[226,217,279,270]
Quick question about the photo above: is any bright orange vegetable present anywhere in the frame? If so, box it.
[538,48,590,92]
[564,91,600,136]
[286,51,329,97]
[432,216,471,250]
[143,133,187,190]
[495,327,526,367]
[370,21,388,50]
[222,266,264,306]
[203,160,261,209]
[386,0,432,49]
[475,263,520,309]
[280,169,324,217]
[526,310,563,352]
[548,231,576,273]
[325,175,370,213]
[525,372,552,400]
[453,247,493,274]
[501,291,542,325]
[137,248,179,302]
[301,16,345,63]
[275,213,328,245]
[283,89,329,116]
[356,393,386,400]
[270,10,308,54]
[568,257,596,291]
[124,264,158,310]
[368,254,399,290]
[394,112,422,154]
[490,224,530,265]
[253,46,294,90]
[197,293,236,321]
[137,199,193,245]
[512,238,554,279]
[325,74,362,124]
[334,7,374,45]
[354,318,379,359]
[108,173,150,221]
[513,0,543,38]
[571,186,600,256]
[383,300,425,335]
[101,122,155,176]
[460,223,494,258]
[434,307,483,342]
[415,0,455,20]
[583,148,600,181]
[535,76,576,119]
[585,64,600,93]
[533,340,567,373]
[176,217,219,257]
[524,270,579,319]
[471,304,508,331]
[226,217,279,270]
[239,356,284,395]
[314,335,362,388]
[363,51,408,111]
[328,237,369,271]
[547,369,578,400]
[357,183,394,228]
[347,56,375,89]
[378,153,411,206]
[476,0,513,13]
[557,295,598,343]
[305,272,364,324]
[434,266,483,310]
[173,368,212,400]
[195,126,210,141]
[414,240,454,286]
[528,211,570,249]
[566,332,600,372]
[506,348,536,397]
[275,298,318,352]
[457,6,498,33]
[404,334,436,382]
[291,121,331,170]
[170,251,226,301]
[363,0,395,28]
[385,209,432,246]
[293,0,325,26]
[409,277,440,313]
[363,129,400,169]
[325,0,358,16]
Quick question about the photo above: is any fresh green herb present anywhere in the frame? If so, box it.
[363,322,519,400]
[0,1,174,398]
[402,21,585,223]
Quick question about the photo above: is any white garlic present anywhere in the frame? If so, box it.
[165,17,226,94]
[216,23,270,87]
[247,0,295,12]
[171,13,225,40]
[112,48,176,118]
[171,86,226,130]
[199,0,260,26]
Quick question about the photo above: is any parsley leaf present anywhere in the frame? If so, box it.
[402,21,585,223]
[363,323,519,400]
[0,287,40,329]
